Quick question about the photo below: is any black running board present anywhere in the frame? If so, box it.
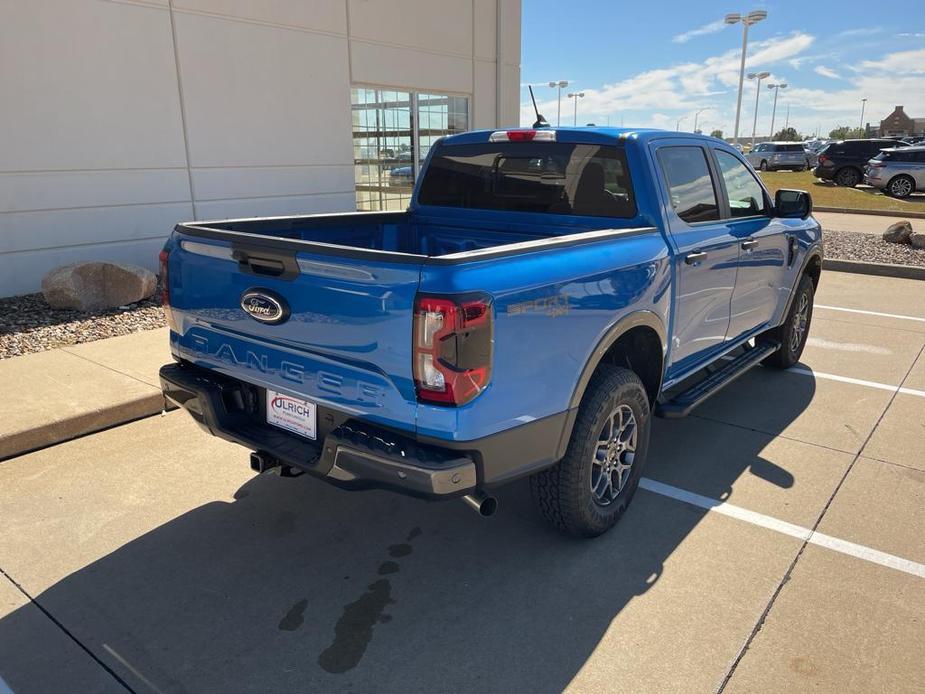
[655,341,781,418]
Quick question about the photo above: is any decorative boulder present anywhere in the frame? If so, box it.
[911,232,925,250]
[41,262,157,312]
[882,220,913,244]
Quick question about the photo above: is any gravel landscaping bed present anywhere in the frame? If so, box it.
[0,294,166,359]
[823,229,925,267]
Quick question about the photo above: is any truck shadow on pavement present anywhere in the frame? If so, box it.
[0,371,817,693]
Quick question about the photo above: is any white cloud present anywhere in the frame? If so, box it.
[521,32,815,129]
[514,31,922,138]
[837,27,882,38]
[897,32,925,38]
[814,65,841,79]
[672,20,726,44]
[858,49,925,75]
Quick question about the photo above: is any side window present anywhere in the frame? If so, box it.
[715,150,767,218]
[657,147,720,224]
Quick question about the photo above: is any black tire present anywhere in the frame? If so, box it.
[530,365,651,538]
[887,175,915,199]
[760,273,814,369]
[835,167,861,187]
[759,160,769,171]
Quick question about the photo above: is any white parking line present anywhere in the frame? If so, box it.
[639,478,925,579]
[815,304,925,323]
[786,367,925,399]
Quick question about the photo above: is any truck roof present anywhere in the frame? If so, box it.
[439,126,725,147]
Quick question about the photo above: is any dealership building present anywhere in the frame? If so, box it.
[1,0,522,297]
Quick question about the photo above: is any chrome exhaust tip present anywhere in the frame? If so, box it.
[462,490,498,517]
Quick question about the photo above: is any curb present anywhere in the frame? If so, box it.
[815,206,925,220]
[0,394,175,462]
[822,258,925,281]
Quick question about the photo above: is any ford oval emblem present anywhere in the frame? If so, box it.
[240,289,290,325]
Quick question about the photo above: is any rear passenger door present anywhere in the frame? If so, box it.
[711,147,790,340]
[653,142,739,376]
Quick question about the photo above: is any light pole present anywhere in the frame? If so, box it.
[693,107,710,133]
[748,71,770,148]
[724,10,768,147]
[676,115,686,131]
[548,80,569,126]
[859,97,868,134]
[767,82,787,139]
[567,92,584,126]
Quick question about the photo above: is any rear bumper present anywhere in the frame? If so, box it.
[812,166,834,179]
[160,362,570,497]
[160,362,476,498]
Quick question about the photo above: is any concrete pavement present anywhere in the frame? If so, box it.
[0,328,172,460]
[1,272,923,692]
[815,210,920,236]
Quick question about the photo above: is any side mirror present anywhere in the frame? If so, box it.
[775,189,812,219]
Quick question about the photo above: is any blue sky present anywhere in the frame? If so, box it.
[520,1,925,138]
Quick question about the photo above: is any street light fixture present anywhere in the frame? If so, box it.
[676,115,686,131]
[767,83,787,139]
[859,97,868,134]
[724,9,768,147]
[693,107,711,133]
[548,80,569,126]
[567,91,585,126]
[747,70,771,148]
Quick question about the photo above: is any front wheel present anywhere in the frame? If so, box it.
[759,160,769,171]
[530,365,651,538]
[761,273,814,369]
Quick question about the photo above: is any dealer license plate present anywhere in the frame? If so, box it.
[266,390,317,440]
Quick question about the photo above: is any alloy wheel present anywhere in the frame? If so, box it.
[790,291,809,353]
[590,404,637,505]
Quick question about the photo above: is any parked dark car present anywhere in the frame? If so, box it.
[814,138,902,186]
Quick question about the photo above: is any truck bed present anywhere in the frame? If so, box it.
[177,209,643,262]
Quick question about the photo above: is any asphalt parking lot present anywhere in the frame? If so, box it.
[1,271,923,693]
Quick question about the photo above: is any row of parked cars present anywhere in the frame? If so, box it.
[741,136,924,199]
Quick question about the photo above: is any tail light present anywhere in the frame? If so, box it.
[818,154,830,165]
[413,293,493,406]
[158,248,178,331]
[869,161,886,168]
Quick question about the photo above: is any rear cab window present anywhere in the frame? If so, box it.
[417,142,636,217]
[656,146,720,224]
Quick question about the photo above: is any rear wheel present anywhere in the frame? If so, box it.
[530,366,650,538]
[835,167,861,187]
[760,273,814,369]
[887,175,915,199]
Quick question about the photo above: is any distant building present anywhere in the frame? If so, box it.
[879,106,925,137]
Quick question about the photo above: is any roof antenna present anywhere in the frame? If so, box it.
[528,85,549,128]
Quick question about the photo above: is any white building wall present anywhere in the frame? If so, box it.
[0,0,521,297]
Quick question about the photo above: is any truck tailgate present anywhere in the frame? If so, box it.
[167,235,422,433]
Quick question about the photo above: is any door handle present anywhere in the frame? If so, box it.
[684,251,707,265]
[741,238,759,250]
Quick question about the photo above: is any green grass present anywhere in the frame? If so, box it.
[757,170,924,213]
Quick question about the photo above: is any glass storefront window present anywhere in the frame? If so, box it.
[351,88,469,211]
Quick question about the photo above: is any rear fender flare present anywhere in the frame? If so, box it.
[551,310,667,461]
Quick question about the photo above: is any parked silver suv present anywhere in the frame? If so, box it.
[745,142,809,171]
[865,146,925,198]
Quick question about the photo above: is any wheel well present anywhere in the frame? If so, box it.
[596,326,663,403]
[805,253,822,289]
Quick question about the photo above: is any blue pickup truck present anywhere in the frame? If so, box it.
[159,126,822,537]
